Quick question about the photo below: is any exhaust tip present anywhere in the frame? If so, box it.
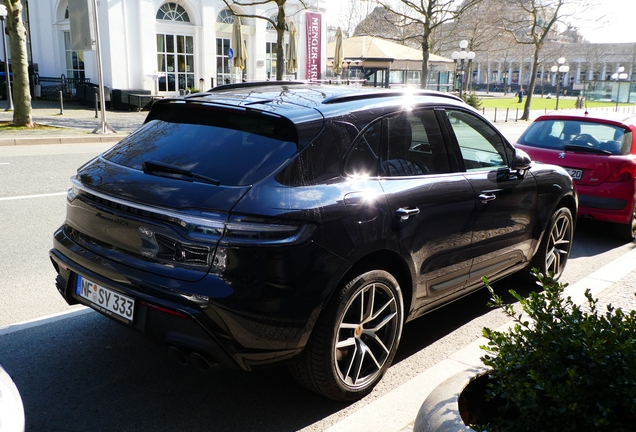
[168,345,189,366]
[189,352,219,372]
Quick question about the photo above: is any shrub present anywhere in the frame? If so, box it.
[479,270,636,432]
[463,92,482,109]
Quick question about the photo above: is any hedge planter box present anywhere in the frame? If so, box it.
[414,366,492,431]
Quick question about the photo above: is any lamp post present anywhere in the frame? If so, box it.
[612,66,628,112]
[0,5,13,111]
[550,57,569,110]
[451,40,475,100]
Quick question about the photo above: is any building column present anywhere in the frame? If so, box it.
[497,62,502,84]
[576,63,582,84]
[476,62,482,85]
[507,63,513,85]
[601,63,607,80]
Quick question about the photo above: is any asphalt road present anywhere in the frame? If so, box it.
[1,140,634,431]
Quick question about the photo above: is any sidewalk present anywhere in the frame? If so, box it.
[0,99,146,146]
[325,246,636,432]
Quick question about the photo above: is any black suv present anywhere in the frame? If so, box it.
[50,82,577,401]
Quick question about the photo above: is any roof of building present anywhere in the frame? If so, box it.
[326,36,453,71]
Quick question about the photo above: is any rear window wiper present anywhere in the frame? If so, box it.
[142,160,221,186]
[563,145,612,155]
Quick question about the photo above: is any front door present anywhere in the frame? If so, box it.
[441,108,537,286]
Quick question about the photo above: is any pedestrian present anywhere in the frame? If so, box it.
[518,88,524,103]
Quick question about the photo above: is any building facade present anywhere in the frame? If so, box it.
[27,0,325,97]
[445,42,636,101]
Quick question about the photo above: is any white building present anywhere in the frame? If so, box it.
[27,0,326,102]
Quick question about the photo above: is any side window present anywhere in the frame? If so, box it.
[344,121,382,177]
[445,109,509,172]
[383,110,450,177]
[280,122,357,185]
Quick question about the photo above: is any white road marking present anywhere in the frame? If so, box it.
[0,192,66,201]
[0,307,90,336]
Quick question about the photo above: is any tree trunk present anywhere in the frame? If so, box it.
[521,48,541,121]
[421,39,430,89]
[275,1,286,81]
[6,0,32,127]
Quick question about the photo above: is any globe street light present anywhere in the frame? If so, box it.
[0,5,13,111]
[551,57,569,110]
[451,40,475,100]
[612,66,629,112]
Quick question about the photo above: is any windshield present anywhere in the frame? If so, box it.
[518,119,632,156]
[103,107,299,186]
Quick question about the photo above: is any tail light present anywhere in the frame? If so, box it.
[606,161,636,183]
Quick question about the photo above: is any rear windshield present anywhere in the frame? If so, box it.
[102,106,299,186]
[518,119,632,155]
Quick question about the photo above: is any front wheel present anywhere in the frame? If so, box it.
[614,204,636,242]
[289,269,404,401]
[531,206,574,280]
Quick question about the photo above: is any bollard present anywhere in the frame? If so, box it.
[505,107,509,122]
[516,108,519,121]
[94,90,99,119]
[59,90,64,115]
[494,107,497,123]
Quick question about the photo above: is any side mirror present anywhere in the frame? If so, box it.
[512,148,532,178]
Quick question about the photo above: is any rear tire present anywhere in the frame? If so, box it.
[288,269,404,401]
[530,206,573,280]
[614,204,636,242]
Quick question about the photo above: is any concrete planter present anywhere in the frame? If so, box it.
[414,366,490,432]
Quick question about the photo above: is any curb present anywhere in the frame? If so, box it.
[0,135,124,146]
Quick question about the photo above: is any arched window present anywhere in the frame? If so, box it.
[217,9,235,24]
[156,3,190,22]
[266,16,288,31]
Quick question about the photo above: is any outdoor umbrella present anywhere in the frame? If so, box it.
[233,16,247,70]
[333,27,344,76]
[286,22,298,74]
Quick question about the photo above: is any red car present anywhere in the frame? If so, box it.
[515,110,636,241]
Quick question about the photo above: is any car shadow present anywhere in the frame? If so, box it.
[0,313,345,432]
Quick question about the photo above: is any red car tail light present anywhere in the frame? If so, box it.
[606,161,636,183]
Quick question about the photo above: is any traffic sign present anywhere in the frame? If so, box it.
[228,48,234,60]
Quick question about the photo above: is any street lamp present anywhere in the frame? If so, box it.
[612,66,628,112]
[0,5,13,111]
[550,57,569,110]
[451,40,475,100]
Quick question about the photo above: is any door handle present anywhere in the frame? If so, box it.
[478,193,496,203]
[396,207,420,220]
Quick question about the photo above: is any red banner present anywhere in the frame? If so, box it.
[305,12,321,81]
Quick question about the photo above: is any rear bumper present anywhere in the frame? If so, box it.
[50,226,342,370]
[576,183,635,225]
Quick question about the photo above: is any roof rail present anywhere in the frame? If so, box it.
[208,80,309,92]
[322,89,463,104]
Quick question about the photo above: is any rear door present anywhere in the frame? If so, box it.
[369,108,476,311]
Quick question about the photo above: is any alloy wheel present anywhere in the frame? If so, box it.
[545,210,573,278]
[334,281,400,389]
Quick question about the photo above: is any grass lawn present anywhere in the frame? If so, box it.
[478,95,634,111]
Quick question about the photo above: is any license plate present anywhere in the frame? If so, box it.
[565,168,582,180]
[76,275,135,323]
